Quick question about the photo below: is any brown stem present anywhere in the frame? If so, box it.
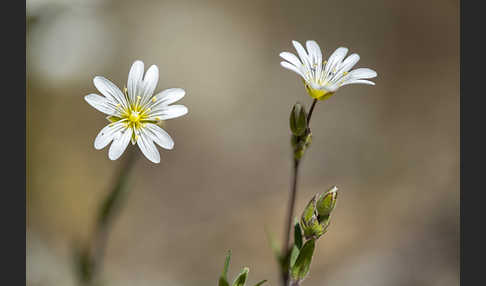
[307,99,318,126]
[281,158,300,284]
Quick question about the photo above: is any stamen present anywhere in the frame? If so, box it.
[152,96,157,103]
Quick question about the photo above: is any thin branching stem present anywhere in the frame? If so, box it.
[282,98,318,286]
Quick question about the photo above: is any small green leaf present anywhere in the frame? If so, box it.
[253,280,267,286]
[232,267,249,286]
[219,276,230,286]
[289,244,300,268]
[294,219,303,249]
[222,250,232,280]
[291,239,316,281]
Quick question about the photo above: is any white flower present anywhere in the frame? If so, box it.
[85,60,188,163]
[280,40,377,100]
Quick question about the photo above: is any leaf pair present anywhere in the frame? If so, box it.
[289,220,316,282]
[218,250,267,286]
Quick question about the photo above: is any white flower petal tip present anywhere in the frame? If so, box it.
[86,60,188,163]
[279,40,377,96]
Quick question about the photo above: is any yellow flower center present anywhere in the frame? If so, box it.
[304,84,335,101]
[129,111,141,123]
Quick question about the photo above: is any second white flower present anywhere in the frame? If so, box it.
[85,60,188,163]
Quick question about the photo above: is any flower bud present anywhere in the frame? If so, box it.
[289,103,307,136]
[316,186,338,218]
[300,187,338,240]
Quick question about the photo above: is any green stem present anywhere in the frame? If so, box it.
[81,148,138,286]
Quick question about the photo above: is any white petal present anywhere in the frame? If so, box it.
[280,61,305,79]
[84,93,117,115]
[153,88,185,106]
[324,47,348,79]
[108,127,132,160]
[292,40,311,68]
[328,54,361,84]
[347,68,377,79]
[279,52,303,68]
[145,123,174,150]
[137,130,160,163]
[148,105,188,120]
[94,122,126,150]
[306,41,322,65]
[337,53,360,74]
[127,60,144,102]
[141,65,159,105]
[322,83,340,92]
[93,77,128,108]
[341,79,376,87]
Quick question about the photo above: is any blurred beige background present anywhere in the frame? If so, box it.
[26,0,459,285]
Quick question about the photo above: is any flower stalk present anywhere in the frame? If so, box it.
[279,39,376,286]
[282,99,318,286]
[75,148,138,286]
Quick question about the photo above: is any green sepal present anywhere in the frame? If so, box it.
[232,267,249,286]
[316,186,338,218]
[106,115,121,123]
[294,219,303,250]
[302,218,324,239]
[290,103,307,136]
[290,239,316,281]
[301,195,317,225]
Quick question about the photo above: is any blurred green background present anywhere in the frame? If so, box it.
[26,0,459,285]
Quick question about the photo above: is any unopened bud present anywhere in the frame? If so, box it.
[300,187,339,240]
[290,103,307,136]
[316,186,338,218]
